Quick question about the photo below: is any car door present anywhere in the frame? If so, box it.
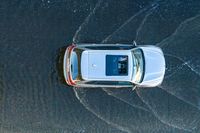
[75,81,134,88]
[76,43,135,50]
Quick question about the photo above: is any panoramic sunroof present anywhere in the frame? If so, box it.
[106,55,128,76]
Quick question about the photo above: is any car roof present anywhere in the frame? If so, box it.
[81,50,133,82]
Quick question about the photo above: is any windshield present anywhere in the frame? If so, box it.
[131,48,145,83]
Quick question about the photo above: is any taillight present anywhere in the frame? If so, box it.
[66,44,76,86]
[67,72,76,85]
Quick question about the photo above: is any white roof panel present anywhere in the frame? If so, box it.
[81,50,132,81]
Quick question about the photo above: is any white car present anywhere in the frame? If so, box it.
[63,43,165,88]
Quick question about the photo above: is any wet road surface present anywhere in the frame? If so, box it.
[1,0,200,132]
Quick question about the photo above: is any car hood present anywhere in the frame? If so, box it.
[140,46,166,87]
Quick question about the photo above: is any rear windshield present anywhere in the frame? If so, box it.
[70,48,84,81]
[71,52,78,80]
[106,55,128,76]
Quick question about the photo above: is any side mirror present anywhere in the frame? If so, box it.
[133,41,137,47]
[132,85,137,91]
